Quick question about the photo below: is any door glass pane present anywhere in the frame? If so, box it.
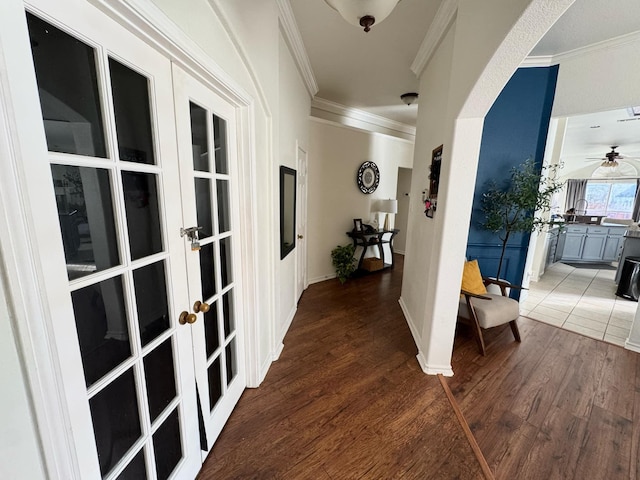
[115,450,146,480]
[190,102,209,172]
[225,339,237,386]
[122,171,163,260]
[216,179,230,233]
[27,13,107,157]
[109,58,155,165]
[89,368,141,477]
[195,178,213,238]
[133,261,169,346]
[51,165,120,280]
[222,290,235,338]
[199,243,216,300]
[213,115,227,174]
[71,276,130,387]
[152,409,183,480]
[204,302,220,357]
[220,237,233,289]
[144,338,176,423]
[207,357,222,411]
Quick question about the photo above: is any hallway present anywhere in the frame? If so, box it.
[199,256,640,479]
[523,262,637,346]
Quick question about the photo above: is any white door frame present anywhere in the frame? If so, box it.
[296,143,308,301]
[0,0,262,477]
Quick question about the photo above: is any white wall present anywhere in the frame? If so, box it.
[307,119,414,283]
[394,167,412,253]
[276,31,311,344]
[400,0,575,374]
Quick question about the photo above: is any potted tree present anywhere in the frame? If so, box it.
[331,244,357,284]
[480,158,564,282]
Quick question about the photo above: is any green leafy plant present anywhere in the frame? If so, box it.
[481,158,564,279]
[331,244,357,284]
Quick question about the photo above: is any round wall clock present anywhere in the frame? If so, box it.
[357,161,380,194]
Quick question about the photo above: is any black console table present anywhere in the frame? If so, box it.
[346,229,399,271]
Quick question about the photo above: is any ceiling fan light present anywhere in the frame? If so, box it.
[324,0,401,31]
[601,159,619,168]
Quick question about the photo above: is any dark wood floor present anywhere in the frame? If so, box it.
[198,255,640,479]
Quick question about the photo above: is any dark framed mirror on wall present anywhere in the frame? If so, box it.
[280,166,296,259]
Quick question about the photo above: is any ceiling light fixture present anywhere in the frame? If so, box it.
[400,92,418,106]
[324,0,401,32]
[601,159,619,168]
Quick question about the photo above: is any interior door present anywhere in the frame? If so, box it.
[296,146,308,301]
[25,2,201,478]
[172,64,246,453]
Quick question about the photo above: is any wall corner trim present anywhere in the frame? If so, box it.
[410,0,458,77]
[276,0,319,97]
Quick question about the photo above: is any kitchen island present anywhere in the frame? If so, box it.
[559,224,626,263]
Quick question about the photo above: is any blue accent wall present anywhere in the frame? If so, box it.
[466,66,559,294]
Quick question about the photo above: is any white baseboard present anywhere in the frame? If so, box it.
[416,351,454,376]
[625,339,640,353]
[399,296,454,377]
[399,296,420,348]
[272,342,285,361]
[308,273,336,285]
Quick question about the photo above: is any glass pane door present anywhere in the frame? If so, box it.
[26,7,200,479]
[173,64,246,453]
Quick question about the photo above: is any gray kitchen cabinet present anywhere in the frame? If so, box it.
[581,234,606,260]
[602,232,624,262]
[560,225,626,262]
[561,231,586,259]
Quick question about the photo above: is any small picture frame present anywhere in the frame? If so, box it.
[353,218,363,232]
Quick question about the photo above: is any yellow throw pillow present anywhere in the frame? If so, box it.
[461,260,487,295]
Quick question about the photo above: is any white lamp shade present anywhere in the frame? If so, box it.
[379,199,398,214]
[324,0,401,28]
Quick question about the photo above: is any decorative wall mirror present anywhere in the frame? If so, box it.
[280,166,297,259]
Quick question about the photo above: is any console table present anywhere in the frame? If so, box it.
[346,229,399,272]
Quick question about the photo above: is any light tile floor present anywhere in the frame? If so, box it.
[522,262,637,347]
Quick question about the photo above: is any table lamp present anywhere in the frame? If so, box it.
[379,199,398,231]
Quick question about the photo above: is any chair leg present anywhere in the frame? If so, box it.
[472,322,487,356]
[509,320,521,342]
[464,296,487,355]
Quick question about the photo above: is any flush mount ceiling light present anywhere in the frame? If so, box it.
[324,0,401,32]
[400,92,418,106]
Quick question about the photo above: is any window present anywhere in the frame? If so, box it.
[585,180,637,219]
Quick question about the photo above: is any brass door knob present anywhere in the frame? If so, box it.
[193,300,210,313]
[179,311,198,325]
[297,234,304,239]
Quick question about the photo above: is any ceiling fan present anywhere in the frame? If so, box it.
[586,146,628,167]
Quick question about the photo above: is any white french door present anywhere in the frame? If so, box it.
[172,64,246,453]
[23,0,245,478]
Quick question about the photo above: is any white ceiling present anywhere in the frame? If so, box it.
[289,0,640,129]
[562,109,640,160]
[289,0,441,126]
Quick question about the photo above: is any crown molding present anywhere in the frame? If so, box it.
[311,97,416,139]
[411,0,458,77]
[276,0,319,97]
[520,55,554,67]
[523,30,640,67]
